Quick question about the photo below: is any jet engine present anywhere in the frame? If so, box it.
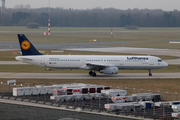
[100,67,118,74]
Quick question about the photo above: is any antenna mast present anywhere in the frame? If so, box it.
[1,0,5,14]
[48,0,51,35]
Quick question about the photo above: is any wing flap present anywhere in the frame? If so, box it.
[80,63,116,71]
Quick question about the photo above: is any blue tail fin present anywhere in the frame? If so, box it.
[17,34,42,56]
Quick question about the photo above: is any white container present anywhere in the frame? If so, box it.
[64,95,74,102]
[104,104,117,111]
[72,88,81,95]
[116,103,131,111]
[101,90,107,94]
[133,103,142,109]
[172,112,180,118]
[73,94,84,101]
[136,95,145,100]
[125,96,136,102]
[13,88,24,96]
[40,87,47,94]
[130,102,143,110]
[55,96,65,102]
[139,101,153,108]
[84,94,92,100]
[132,93,151,101]
[63,85,81,89]
[24,87,33,95]
[53,89,66,96]
[155,101,170,107]
[45,86,55,94]
[44,86,51,94]
[91,93,103,99]
[36,86,47,94]
[104,89,127,97]
[52,84,64,89]
[105,89,119,97]
[155,101,180,107]
[32,87,40,95]
[170,101,180,106]
[145,94,152,101]
[111,96,126,103]
[172,105,180,112]
[118,90,127,96]
[50,96,56,100]
[35,85,44,87]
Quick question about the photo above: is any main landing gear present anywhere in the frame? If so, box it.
[148,70,152,76]
[89,71,96,77]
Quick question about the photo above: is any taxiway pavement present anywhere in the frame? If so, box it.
[0,72,180,79]
[67,47,180,57]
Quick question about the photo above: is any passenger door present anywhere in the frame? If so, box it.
[40,57,45,66]
[82,58,86,66]
[120,59,124,65]
[150,58,154,65]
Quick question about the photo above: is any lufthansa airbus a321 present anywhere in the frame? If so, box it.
[15,34,168,77]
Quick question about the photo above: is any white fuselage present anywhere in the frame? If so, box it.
[15,55,168,71]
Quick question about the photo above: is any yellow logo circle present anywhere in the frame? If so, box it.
[21,41,30,50]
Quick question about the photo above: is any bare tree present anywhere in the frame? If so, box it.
[25,4,31,9]
[14,4,24,9]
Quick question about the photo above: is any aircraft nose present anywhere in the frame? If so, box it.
[163,62,168,67]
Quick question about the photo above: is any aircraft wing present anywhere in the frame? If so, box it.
[80,63,116,71]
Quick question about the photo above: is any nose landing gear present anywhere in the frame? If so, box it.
[148,70,152,76]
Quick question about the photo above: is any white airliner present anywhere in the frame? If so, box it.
[15,34,168,77]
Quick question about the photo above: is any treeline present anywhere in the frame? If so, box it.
[0,7,180,27]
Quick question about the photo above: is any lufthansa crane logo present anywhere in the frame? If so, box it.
[21,40,30,50]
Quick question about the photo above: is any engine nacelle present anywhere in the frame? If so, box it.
[100,67,118,74]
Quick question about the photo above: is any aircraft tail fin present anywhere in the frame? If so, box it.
[17,34,42,56]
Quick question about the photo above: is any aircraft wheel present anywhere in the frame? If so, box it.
[89,71,93,76]
[149,73,152,76]
[148,70,152,76]
[92,72,96,77]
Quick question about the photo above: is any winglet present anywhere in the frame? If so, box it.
[17,34,42,56]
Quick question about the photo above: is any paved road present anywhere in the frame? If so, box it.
[0,61,27,65]
[164,59,180,64]
[1,40,180,57]
[0,72,180,79]
[1,31,180,33]
[67,47,180,57]
[1,39,180,50]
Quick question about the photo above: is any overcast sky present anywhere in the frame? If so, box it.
[4,0,180,11]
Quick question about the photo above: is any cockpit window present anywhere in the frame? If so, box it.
[158,59,162,62]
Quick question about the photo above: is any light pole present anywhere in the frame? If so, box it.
[132,88,136,94]
[166,92,169,101]
[149,90,152,93]
[175,93,178,101]
[125,87,128,94]
[1,82,4,95]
